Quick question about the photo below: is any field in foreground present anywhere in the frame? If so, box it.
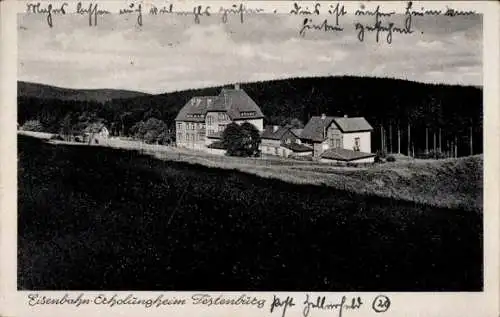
[19,131,483,211]
[18,135,483,291]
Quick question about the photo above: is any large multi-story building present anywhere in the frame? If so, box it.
[175,84,264,150]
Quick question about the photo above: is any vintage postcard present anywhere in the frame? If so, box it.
[0,0,499,316]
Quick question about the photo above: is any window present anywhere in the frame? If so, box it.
[217,113,229,121]
[275,147,278,155]
[207,116,213,125]
[177,123,182,131]
[354,137,360,151]
[335,139,341,148]
[240,111,256,117]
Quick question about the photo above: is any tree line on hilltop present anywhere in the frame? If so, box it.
[17,76,482,157]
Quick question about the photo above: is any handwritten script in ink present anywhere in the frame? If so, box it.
[25,292,393,316]
[24,1,477,44]
[293,1,477,43]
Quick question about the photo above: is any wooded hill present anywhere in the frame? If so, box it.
[18,81,150,103]
[18,76,482,157]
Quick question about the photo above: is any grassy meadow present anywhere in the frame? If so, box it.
[18,135,483,291]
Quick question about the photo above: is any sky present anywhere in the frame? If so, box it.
[17,3,482,94]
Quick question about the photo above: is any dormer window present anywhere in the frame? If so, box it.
[240,111,256,117]
[187,113,203,119]
[218,113,229,121]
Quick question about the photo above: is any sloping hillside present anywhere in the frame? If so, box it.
[18,135,483,291]
[18,81,150,103]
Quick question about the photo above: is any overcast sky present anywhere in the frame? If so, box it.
[18,10,482,94]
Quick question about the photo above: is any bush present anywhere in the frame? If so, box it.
[376,150,387,158]
[131,118,172,144]
[374,155,385,163]
[49,134,64,141]
[428,150,447,159]
[386,156,396,162]
[416,150,448,160]
[222,122,261,157]
[21,120,44,132]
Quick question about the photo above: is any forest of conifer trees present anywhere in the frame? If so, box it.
[18,76,482,158]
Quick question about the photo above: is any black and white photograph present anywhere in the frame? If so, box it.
[14,0,487,297]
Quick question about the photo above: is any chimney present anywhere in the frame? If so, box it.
[273,125,279,132]
[234,83,240,90]
[321,113,326,119]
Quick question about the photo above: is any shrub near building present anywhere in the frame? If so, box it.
[222,122,261,157]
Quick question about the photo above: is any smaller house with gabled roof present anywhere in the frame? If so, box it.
[82,122,109,144]
[301,114,375,163]
[260,125,312,157]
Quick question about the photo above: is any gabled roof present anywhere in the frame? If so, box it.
[261,125,293,140]
[300,116,337,142]
[175,88,264,122]
[320,148,375,161]
[332,117,373,133]
[301,116,373,141]
[282,143,313,153]
[175,96,215,122]
[215,88,264,120]
[290,128,303,137]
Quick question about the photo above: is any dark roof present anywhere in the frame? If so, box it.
[175,88,264,122]
[300,116,336,142]
[216,89,265,120]
[333,117,373,132]
[174,96,215,122]
[290,128,303,137]
[207,141,226,150]
[261,125,292,140]
[320,148,376,161]
[282,143,313,152]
